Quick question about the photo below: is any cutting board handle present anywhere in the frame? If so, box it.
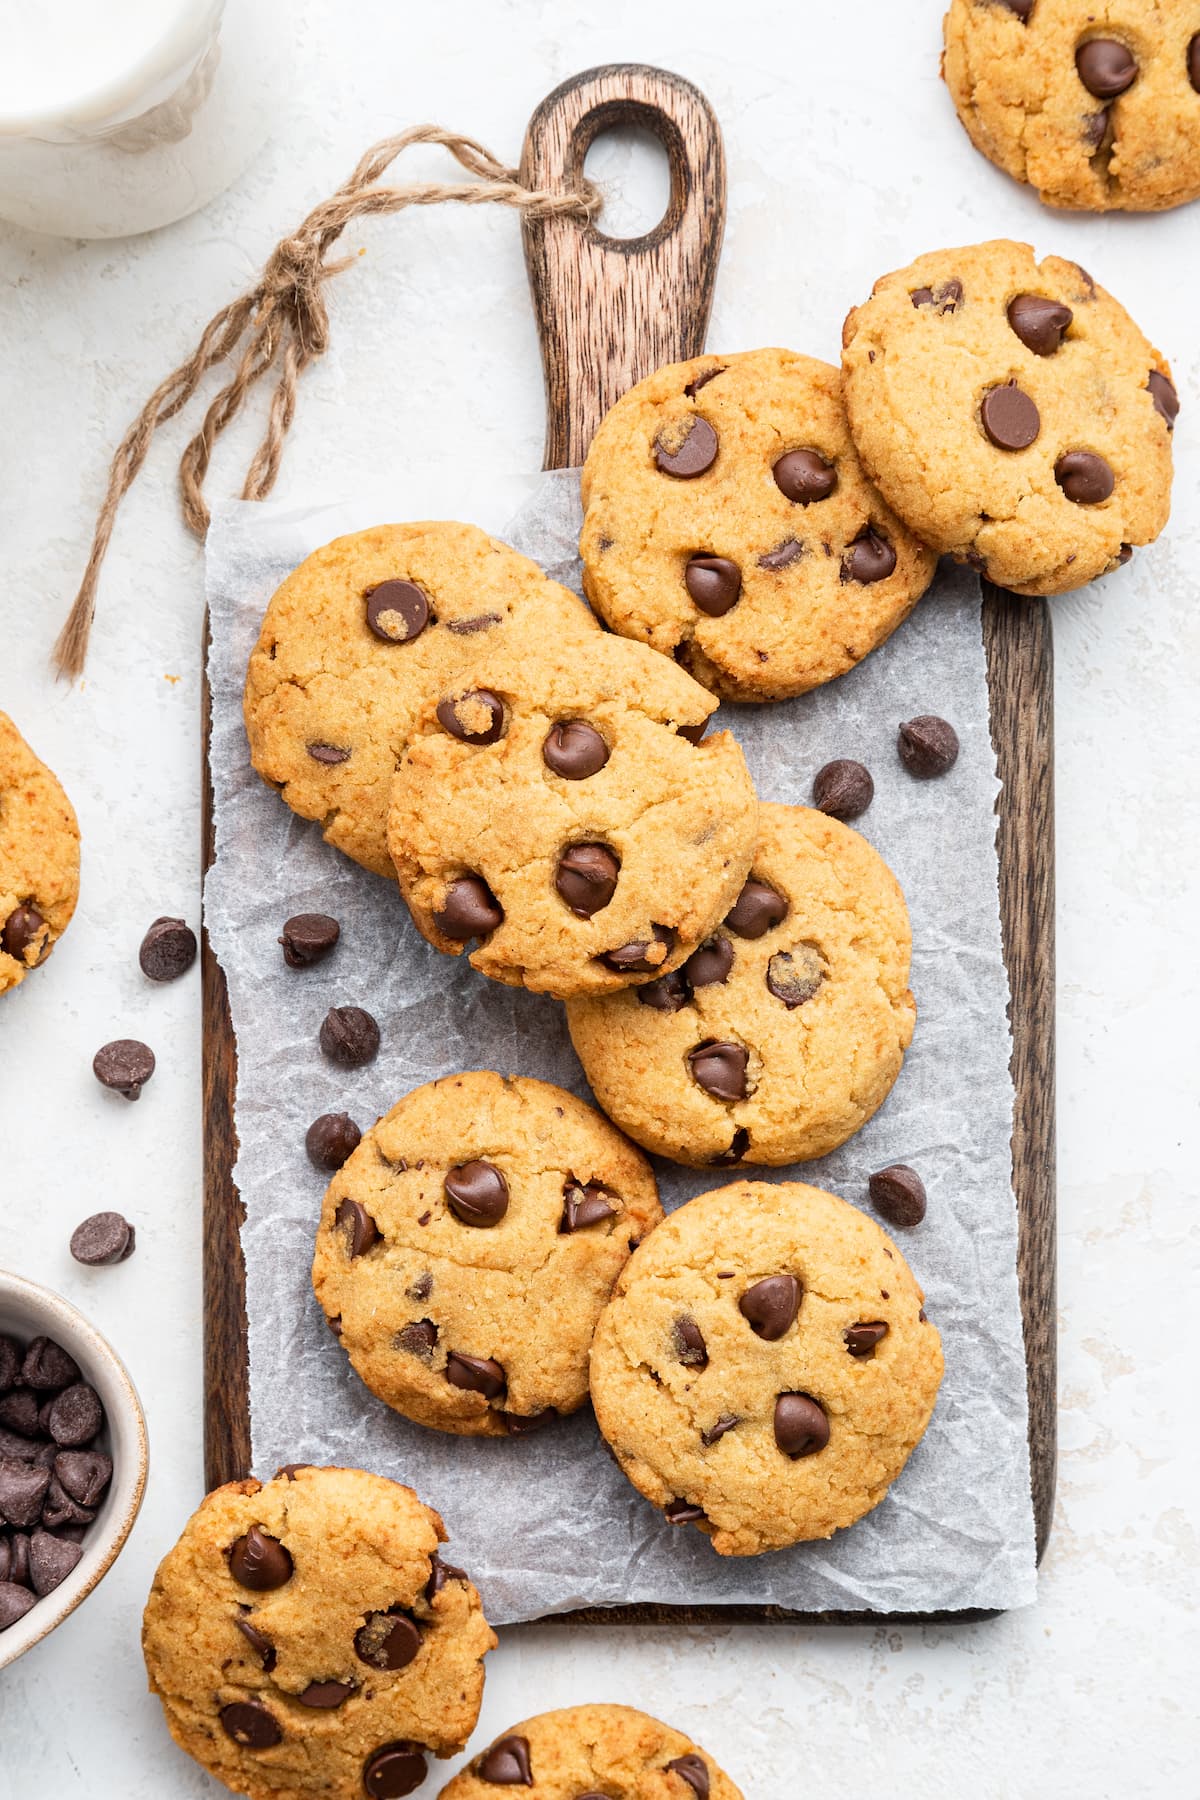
[520,64,726,471]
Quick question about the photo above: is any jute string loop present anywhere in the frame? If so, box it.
[53,126,599,679]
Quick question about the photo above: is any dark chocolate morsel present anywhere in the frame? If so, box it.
[757,537,805,571]
[46,1385,102,1447]
[673,1317,708,1370]
[1148,370,1180,430]
[53,1450,112,1508]
[1007,294,1072,356]
[1054,450,1114,505]
[279,913,340,967]
[898,716,959,778]
[725,878,787,939]
[305,1113,361,1172]
[356,1608,423,1670]
[318,1005,380,1068]
[306,742,350,765]
[21,1337,81,1390]
[684,555,742,616]
[298,1679,355,1708]
[435,876,503,942]
[363,1743,428,1798]
[425,1553,467,1600]
[444,1160,509,1228]
[69,1211,135,1265]
[0,1583,37,1630]
[2,904,48,963]
[980,381,1040,451]
[228,1525,293,1591]
[710,1126,750,1166]
[701,1414,740,1447]
[445,1354,506,1400]
[396,1320,438,1358]
[555,843,620,917]
[28,1527,84,1596]
[542,720,609,779]
[1076,38,1137,98]
[476,1734,533,1784]
[0,1460,52,1528]
[868,1163,928,1228]
[655,416,718,478]
[684,365,724,397]
[220,1702,282,1750]
[502,1408,557,1437]
[684,936,733,988]
[666,1754,712,1799]
[687,1040,748,1102]
[812,758,873,820]
[1190,33,1200,94]
[774,448,837,503]
[999,0,1034,16]
[598,925,674,974]
[845,1320,890,1358]
[233,1615,277,1670]
[92,1039,155,1101]
[560,1180,620,1233]
[740,1274,802,1341]
[436,690,506,745]
[365,580,430,643]
[843,528,896,585]
[335,1198,379,1258]
[138,917,197,982]
[766,947,824,1009]
[636,968,692,1012]
[774,1392,830,1459]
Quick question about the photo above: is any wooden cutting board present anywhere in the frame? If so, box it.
[202,64,1055,1623]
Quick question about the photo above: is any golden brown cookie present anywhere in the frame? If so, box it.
[578,348,938,701]
[944,0,1200,213]
[0,712,80,996]
[438,1704,743,1799]
[842,240,1175,594]
[566,804,915,1169]
[244,522,601,879]
[142,1464,495,1800]
[312,1073,662,1438]
[386,632,757,999]
[589,1182,943,1556]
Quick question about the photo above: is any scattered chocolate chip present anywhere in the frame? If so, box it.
[845,1321,890,1358]
[684,365,723,397]
[898,715,960,778]
[688,1040,748,1101]
[758,538,805,571]
[980,381,1040,451]
[869,1163,927,1228]
[637,967,692,1011]
[1006,293,1072,356]
[228,1525,293,1591]
[445,1354,506,1399]
[774,448,837,503]
[364,1743,428,1798]
[335,1198,379,1258]
[910,278,963,313]
[436,689,506,745]
[555,843,619,916]
[445,613,501,636]
[674,1317,709,1370]
[684,555,742,616]
[21,1338,80,1391]
[2,904,47,963]
[69,1212,135,1266]
[684,936,734,987]
[542,720,610,779]
[92,1039,155,1101]
[1148,370,1180,430]
[1076,38,1137,97]
[766,946,825,1009]
[365,579,430,643]
[664,1499,706,1526]
[0,1582,37,1630]
[220,1701,282,1750]
[711,1126,750,1166]
[560,1180,620,1233]
[726,878,787,939]
[436,875,504,942]
[1082,107,1111,151]
[655,416,718,478]
[1055,450,1114,505]
[812,758,873,820]
[1190,33,1200,93]
[396,1320,438,1358]
[444,1160,509,1228]
[46,1385,102,1448]
[425,1553,467,1600]
[701,1414,739,1447]
[774,1392,829,1459]
[0,1461,51,1528]
[233,1615,277,1670]
[53,1451,112,1509]
[279,913,340,968]
[306,1113,361,1172]
[476,1734,534,1785]
[318,1005,379,1068]
[306,742,351,765]
[299,1679,354,1708]
[598,925,674,973]
[667,1754,711,1799]
[842,526,896,585]
[138,917,196,982]
[356,1608,423,1670]
[739,1274,802,1340]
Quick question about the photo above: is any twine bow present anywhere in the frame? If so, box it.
[53,126,598,679]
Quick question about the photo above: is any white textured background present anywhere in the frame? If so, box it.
[0,1,1197,1794]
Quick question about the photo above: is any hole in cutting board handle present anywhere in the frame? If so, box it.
[583,123,673,242]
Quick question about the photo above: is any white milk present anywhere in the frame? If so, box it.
[0,0,285,236]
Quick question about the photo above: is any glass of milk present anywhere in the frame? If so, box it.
[0,0,285,237]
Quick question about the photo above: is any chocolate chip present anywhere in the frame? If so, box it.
[228,1524,293,1590]
[319,1006,380,1068]
[664,1499,706,1525]
[739,1274,802,1340]
[842,528,896,585]
[685,555,742,616]
[1076,38,1137,97]
[502,1408,557,1436]
[684,936,733,987]
[446,613,501,635]
[306,742,351,764]
[1190,34,1200,93]
[869,1163,927,1228]
[69,1212,135,1266]
[279,913,340,968]
[599,926,674,974]
[0,1338,18,1393]
[774,1392,829,1459]
[445,1160,509,1228]
[425,1552,467,1600]
[1083,107,1110,151]
[40,1474,95,1530]
[766,946,824,1009]
[138,916,196,982]
[688,1040,748,1101]
[655,416,718,478]
[365,579,430,643]
[364,1743,428,1798]
[220,1701,282,1750]
[0,1461,51,1528]
[477,1735,534,1783]
[52,1450,111,1508]
[673,1317,709,1371]
[396,1320,438,1358]
[435,875,503,942]
[436,690,505,744]
[812,758,873,820]
[637,967,692,1011]
[0,1583,37,1630]
[758,538,805,571]
[909,277,963,313]
[560,1180,620,1233]
[898,715,959,778]
[92,1039,155,1101]
[445,1353,506,1399]
[327,1314,343,1337]
[845,1320,890,1358]
[542,720,610,779]
[999,0,1034,16]
[298,1679,354,1708]
[555,843,619,916]
[1116,543,1134,566]
[356,1608,423,1670]
[2,905,47,963]
[980,381,1040,451]
[0,1392,39,1436]
[1007,294,1072,356]
[711,1126,750,1166]
[335,1198,379,1258]
[407,1272,433,1302]
[725,878,787,939]
[701,1414,739,1446]
[684,365,724,397]
[666,1754,711,1799]
[21,1337,80,1390]
[306,1113,361,1172]
[230,1614,277,1669]
[772,447,837,504]
[1148,370,1180,430]
[1055,450,1114,505]
[46,1385,101,1447]
[27,1527,83,1596]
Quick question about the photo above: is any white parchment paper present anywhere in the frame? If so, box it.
[205,475,1037,1621]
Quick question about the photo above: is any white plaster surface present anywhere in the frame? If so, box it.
[0,1,1196,1794]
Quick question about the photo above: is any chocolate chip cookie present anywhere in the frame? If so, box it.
[841,239,1175,594]
[142,1465,495,1800]
[566,804,915,1169]
[438,1704,743,1799]
[244,522,600,879]
[0,713,79,997]
[589,1181,943,1556]
[578,348,938,701]
[944,0,1200,212]
[386,632,757,998]
[311,1073,662,1437]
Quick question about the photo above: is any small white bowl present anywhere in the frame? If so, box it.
[0,1270,148,1669]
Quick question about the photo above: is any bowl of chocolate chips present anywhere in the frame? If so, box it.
[0,1271,148,1668]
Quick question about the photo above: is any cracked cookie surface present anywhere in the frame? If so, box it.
[312,1073,662,1437]
[0,712,80,997]
[589,1182,943,1556]
[439,1703,743,1799]
[386,631,757,999]
[841,239,1175,594]
[566,804,915,1169]
[578,348,937,701]
[244,522,601,879]
[142,1465,495,1800]
[944,0,1200,213]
